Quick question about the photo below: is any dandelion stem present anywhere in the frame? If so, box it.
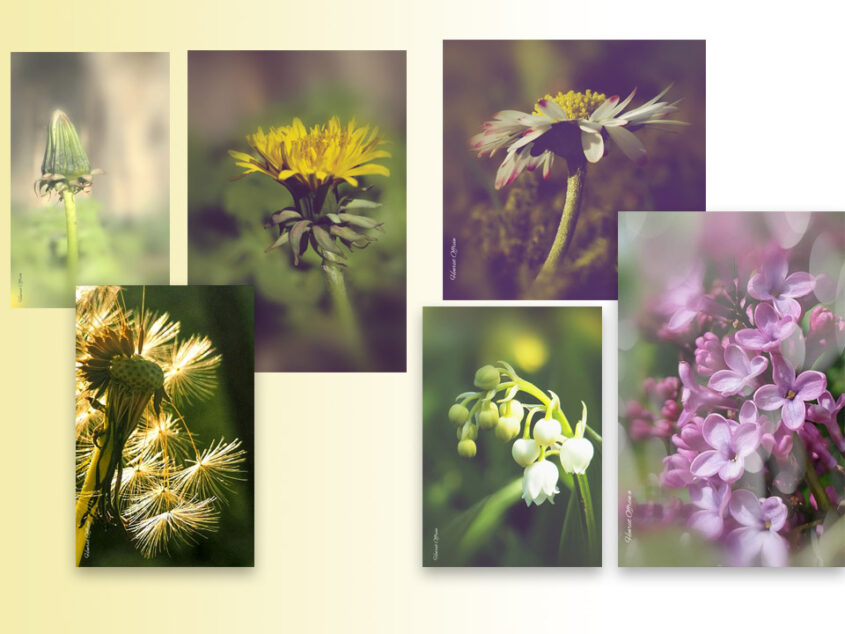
[62,190,79,290]
[527,167,585,298]
[322,261,367,366]
[75,441,114,565]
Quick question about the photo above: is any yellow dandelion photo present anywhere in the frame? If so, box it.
[75,285,254,566]
[188,50,406,372]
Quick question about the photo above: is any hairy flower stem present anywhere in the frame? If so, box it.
[75,441,114,565]
[61,190,79,289]
[322,262,367,365]
[527,167,585,298]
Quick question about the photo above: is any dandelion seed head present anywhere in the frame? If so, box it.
[128,498,219,558]
[173,439,246,501]
[164,336,220,405]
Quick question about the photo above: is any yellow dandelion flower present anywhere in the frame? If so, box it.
[230,116,390,193]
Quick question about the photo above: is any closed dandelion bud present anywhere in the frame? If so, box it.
[559,437,594,474]
[460,421,478,441]
[499,399,524,422]
[477,401,499,430]
[512,438,540,467]
[457,438,477,458]
[473,364,500,391]
[494,416,520,442]
[448,403,470,426]
[533,417,562,446]
[36,110,101,197]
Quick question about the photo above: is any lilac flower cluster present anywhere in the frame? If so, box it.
[625,249,844,566]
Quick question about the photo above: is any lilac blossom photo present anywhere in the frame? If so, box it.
[619,212,844,566]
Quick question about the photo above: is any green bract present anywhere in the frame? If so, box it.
[35,110,102,197]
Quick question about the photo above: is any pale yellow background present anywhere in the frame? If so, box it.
[2,1,843,633]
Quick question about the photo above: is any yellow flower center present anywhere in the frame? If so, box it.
[534,89,607,120]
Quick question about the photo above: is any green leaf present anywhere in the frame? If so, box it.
[325,213,343,224]
[341,198,382,210]
[312,224,344,256]
[264,207,301,228]
[443,478,522,564]
[264,231,290,253]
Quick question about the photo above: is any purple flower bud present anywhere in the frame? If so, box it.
[805,306,845,371]
[694,332,726,377]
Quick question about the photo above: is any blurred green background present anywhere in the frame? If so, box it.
[423,306,602,566]
[81,285,254,567]
[443,40,706,300]
[11,53,170,308]
[187,51,406,372]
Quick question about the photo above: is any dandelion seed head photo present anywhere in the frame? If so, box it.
[74,285,254,566]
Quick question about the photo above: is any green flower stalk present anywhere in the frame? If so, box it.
[229,116,390,362]
[449,360,602,562]
[35,110,103,289]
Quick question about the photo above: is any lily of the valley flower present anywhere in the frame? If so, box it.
[533,417,561,446]
[559,437,594,474]
[521,459,560,507]
[470,86,685,190]
[512,438,540,467]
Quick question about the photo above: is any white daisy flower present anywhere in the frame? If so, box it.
[470,86,686,189]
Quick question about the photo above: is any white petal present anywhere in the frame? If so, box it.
[605,125,647,165]
[534,98,567,121]
[581,129,604,163]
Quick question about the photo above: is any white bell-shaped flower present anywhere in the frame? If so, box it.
[511,438,540,467]
[559,437,594,474]
[533,417,561,446]
[521,459,560,507]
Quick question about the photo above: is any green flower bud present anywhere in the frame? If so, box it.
[477,401,499,430]
[499,399,524,422]
[36,110,101,197]
[473,364,500,391]
[457,438,477,458]
[448,403,470,426]
[494,416,520,442]
[459,421,478,441]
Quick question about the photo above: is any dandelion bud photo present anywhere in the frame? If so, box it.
[423,306,602,566]
[618,212,845,566]
[443,40,705,301]
[75,285,254,566]
[11,53,170,308]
